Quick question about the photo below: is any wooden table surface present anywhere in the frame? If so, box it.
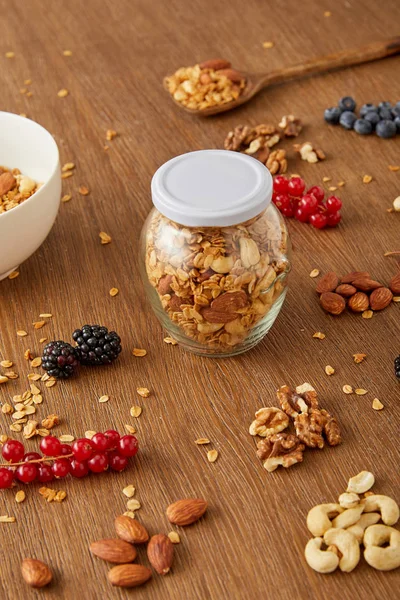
[1,0,399,598]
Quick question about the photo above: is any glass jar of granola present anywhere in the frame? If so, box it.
[140,150,291,357]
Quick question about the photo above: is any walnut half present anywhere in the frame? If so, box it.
[256,433,305,472]
[249,406,289,437]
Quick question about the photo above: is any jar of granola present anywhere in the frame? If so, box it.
[140,150,291,356]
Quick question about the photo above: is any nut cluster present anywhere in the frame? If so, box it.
[0,166,39,214]
[145,209,289,351]
[164,58,246,111]
[305,471,400,573]
[250,383,341,472]
[316,270,397,316]
[293,141,326,163]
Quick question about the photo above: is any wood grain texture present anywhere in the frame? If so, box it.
[0,0,399,598]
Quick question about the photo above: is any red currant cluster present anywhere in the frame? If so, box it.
[0,432,138,488]
[272,175,342,229]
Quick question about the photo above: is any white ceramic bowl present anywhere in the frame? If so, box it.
[0,112,61,280]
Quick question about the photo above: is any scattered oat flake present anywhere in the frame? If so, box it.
[207,450,219,463]
[163,336,178,345]
[45,379,57,388]
[28,374,41,381]
[0,515,15,523]
[0,360,13,368]
[15,490,25,503]
[309,269,320,278]
[322,176,331,182]
[57,88,69,97]
[362,310,374,319]
[78,185,89,195]
[324,10,332,16]
[132,348,147,357]
[337,181,346,187]
[17,330,28,337]
[388,165,399,172]
[24,79,32,85]
[313,332,325,339]
[195,438,211,445]
[8,271,19,279]
[85,430,96,439]
[262,41,274,49]
[109,287,119,297]
[63,50,72,56]
[30,384,40,395]
[5,371,18,379]
[61,194,72,203]
[126,498,141,511]
[325,365,335,376]
[393,296,400,302]
[125,424,136,434]
[353,353,367,363]
[372,398,384,411]
[30,357,42,368]
[123,485,136,498]
[106,129,118,141]
[99,395,109,403]
[0,434,8,443]
[355,388,368,395]
[343,385,353,394]
[0,376,8,384]
[33,321,46,329]
[59,434,74,443]
[39,338,48,344]
[130,405,142,418]
[328,186,337,191]
[363,175,373,184]
[5,52,15,58]
[136,387,150,398]
[168,532,181,544]
[62,162,75,172]
[123,511,136,519]
[99,231,111,244]
[61,171,73,179]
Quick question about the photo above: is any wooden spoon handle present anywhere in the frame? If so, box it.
[259,36,400,88]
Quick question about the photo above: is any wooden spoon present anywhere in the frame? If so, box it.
[165,36,400,117]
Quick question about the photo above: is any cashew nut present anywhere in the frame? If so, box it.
[346,513,381,543]
[332,505,364,529]
[307,504,344,537]
[323,528,360,572]
[347,471,375,494]
[338,492,360,509]
[364,525,400,571]
[362,495,399,526]
[304,537,339,573]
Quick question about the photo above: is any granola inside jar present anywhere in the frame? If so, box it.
[140,150,291,356]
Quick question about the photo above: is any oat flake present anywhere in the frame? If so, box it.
[59,434,74,443]
[99,231,111,244]
[85,430,96,439]
[0,360,13,368]
[61,194,72,203]
[313,332,325,340]
[168,532,181,544]
[0,515,15,522]
[309,269,320,278]
[8,271,19,279]
[132,348,147,357]
[207,449,219,463]
[130,406,142,418]
[15,490,25,503]
[126,498,141,511]
[163,337,178,345]
[57,88,69,98]
[343,385,353,394]
[362,310,374,319]
[355,388,368,395]
[125,424,136,434]
[17,330,28,337]
[136,387,150,398]
[123,485,135,498]
[99,395,109,403]
[195,438,211,445]
[372,398,384,410]
[109,288,119,296]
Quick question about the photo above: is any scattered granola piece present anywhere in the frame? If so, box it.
[8,271,19,279]
[99,231,111,244]
[0,360,13,368]
[45,379,56,389]
[61,194,72,203]
[353,353,367,363]
[388,165,399,172]
[28,374,41,381]
[130,406,142,418]
[57,88,69,98]
[63,50,72,56]
[106,129,118,141]
[322,176,331,182]
[313,332,325,340]
[325,365,335,376]
[30,357,42,368]
[30,384,40,395]
[99,395,109,403]
[309,269,320,278]
[168,532,181,544]
[372,398,384,411]
[125,424,136,434]
[0,376,9,384]
[5,371,18,380]
[109,287,119,296]
[41,414,59,429]
[123,485,136,498]
[62,162,75,172]
[15,490,25,503]
[39,487,67,503]
[362,310,374,319]
[123,511,136,519]
[2,404,13,414]
[343,385,353,394]
[355,388,368,396]
[363,175,373,184]
[5,51,15,58]
[207,449,219,463]
[195,438,211,445]
[126,498,141,511]
[132,348,147,357]
[278,115,302,137]
[17,330,28,337]
[163,336,178,345]
[39,338,47,344]
[0,515,15,522]
[262,41,274,48]
[78,185,89,195]
[136,387,150,398]
[294,141,325,163]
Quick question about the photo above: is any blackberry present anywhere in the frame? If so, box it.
[41,341,80,379]
[395,356,400,380]
[72,325,122,366]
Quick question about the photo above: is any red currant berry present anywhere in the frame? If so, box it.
[298,193,318,215]
[52,458,70,478]
[59,444,73,456]
[104,430,120,450]
[287,177,305,197]
[326,211,342,227]
[326,196,342,213]
[70,459,89,478]
[294,207,310,223]
[40,435,62,457]
[23,452,41,462]
[280,204,295,218]
[274,193,291,210]
[88,452,109,473]
[72,438,94,461]
[37,463,54,483]
[91,433,108,452]
[0,467,14,489]
[309,213,328,229]
[2,439,25,463]
[16,463,38,483]
[118,435,139,458]
[109,451,128,472]
[307,186,324,203]
[273,175,289,194]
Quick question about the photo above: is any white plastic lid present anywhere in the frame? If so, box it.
[151,149,272,227]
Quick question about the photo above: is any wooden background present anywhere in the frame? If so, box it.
[0,0,399,598]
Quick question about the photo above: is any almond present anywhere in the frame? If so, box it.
[147,534,174,575]
[90,539,137,563]
[319,292,346,315]
[115,515,149,544]
[201,308,236,324]
[157,275,173,296]
[21,558,52,588]
[369,287,393,310]
[341,271,370,284]
[215,68,243,82]
[199,73,212,85]
[0,172,16,196]
[199,58,231,70]
[108,564,152,588]
[166,498,208,526]
[335,284,357,297]
[211,290,248,312]
[390,272,400,294]
[315,272,339,294]
[352,277,383,292]
[348,292,369,312]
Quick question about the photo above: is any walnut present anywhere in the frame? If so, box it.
[249,406,289,437]
[294,409,326,449]
[266,149,287,174]
[224,125,255,151]
[277,384,319,418]
[293,142,325,163]
[320,409,341,446]
[256,433,305,472]
[278,115,303,137]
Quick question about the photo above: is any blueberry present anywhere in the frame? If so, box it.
[339,111,357,130]
[378,101,392,110]
[324,106,342,124]
[360,103,378,117]
[379,107,393,120]
[376,119,397,139]
[394,117,400,133]
[391,106,400,118]
[338,96,356,112]
[364,111,380,128]
[354,119,373,135]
